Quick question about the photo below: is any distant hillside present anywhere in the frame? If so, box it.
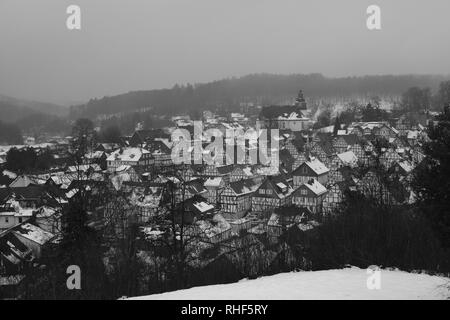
[0,94,68,122]
[70,73,450,118]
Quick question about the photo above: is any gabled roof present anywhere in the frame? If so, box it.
[395,160,415,174]
[1,185,48,201]
[0,232,33,265]
[204,177,223,188]
[258,175,294,199]
[293,158,329,176]
[12,223,55,246]
[340,134,358,146]
[337,151,358,167]
[216,165,235,175]
[146,140,171,155]
[106,147,151,162]
[186,179,207,195]
[294,179,327,196]
[228,178,260,196]
[259,105,306,120]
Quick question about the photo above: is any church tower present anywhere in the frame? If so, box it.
[294,90,307,110]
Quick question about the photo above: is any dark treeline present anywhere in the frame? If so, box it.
[0,96,69,137]
[305,194,449,273]
[5,147,55,173]
[98,111,172,136]
[70,74,450,118]
[16,113,70,136]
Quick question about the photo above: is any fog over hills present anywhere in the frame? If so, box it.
[70,73,450,118]
[0,94,68,123]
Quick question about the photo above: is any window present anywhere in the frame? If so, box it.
[19,217,23,223]
[266,189,272,195]
[259,189,265,195]
[301,189,307,195]
[5,217,9,223]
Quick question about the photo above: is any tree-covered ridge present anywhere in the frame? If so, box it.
[70,74,450,118]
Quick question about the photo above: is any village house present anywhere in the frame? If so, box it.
[267,206,311,238]
[204,177,225,205]
[251,176,294,214]
[0,231,34,278]
[128,129,168,147]
[11,223,55,259]
[332,134,358,154]
[83,150,107,169]
[110,165,141,190]
[95,143,120,153]
[0,197,34,231]
[309,137,335,168]
[292,157,330,187]
[379,149,402,169]
[322,181,355,214]
[220,178,261,219]
[258,91,311,132]
[146,140,173,167]
[292,179,328,215]
[106,147,154,172]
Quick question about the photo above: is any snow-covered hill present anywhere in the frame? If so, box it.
[131,267,449,300]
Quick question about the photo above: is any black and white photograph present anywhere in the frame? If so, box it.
[1,0,450,305]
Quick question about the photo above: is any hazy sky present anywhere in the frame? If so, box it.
[1,0,450,105]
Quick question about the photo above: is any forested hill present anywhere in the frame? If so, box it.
[0,94,68,122]
[70,73,449,118]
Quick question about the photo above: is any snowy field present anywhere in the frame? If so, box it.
[131,267,450,300]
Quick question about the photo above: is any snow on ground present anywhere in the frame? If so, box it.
[131,267,450,300]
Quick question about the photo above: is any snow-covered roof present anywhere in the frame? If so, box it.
[67,164,101,173]
[337,151,358,167]
[276,182,287,190]
[115,165,132,173]
[84,151,105,159]
[305,158,329,175]
[13,223,54,245]
[277,111,308,120]
[193,201,214,213]
[106,148,150,162]
[407,130,419,140]
[396,160,414,173]
[2,170,17,179]
[204,177,223,188]
[303,179,327,196]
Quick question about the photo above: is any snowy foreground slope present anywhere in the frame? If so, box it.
[131,267,449,300]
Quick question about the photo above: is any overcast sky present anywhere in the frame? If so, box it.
[1,0,449,105]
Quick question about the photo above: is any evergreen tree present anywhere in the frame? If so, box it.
[333,115,341,135]
[412,104,450,247]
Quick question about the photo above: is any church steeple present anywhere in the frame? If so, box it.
[294,90,307,110]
